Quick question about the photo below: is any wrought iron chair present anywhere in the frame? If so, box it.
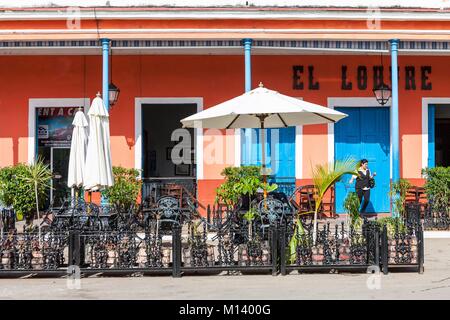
[154,196,182,234]
[257,197,286,237]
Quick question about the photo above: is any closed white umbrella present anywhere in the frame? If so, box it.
[67,108,88,191]
[84,93,114,192]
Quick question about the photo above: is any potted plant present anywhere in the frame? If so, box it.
[343,192,362,230]
[389,178,412,217]
[18,158,53,237]
[102,166,142,214]
[310,157,358,244]
[422,167,450,217]
[0,160,52,233]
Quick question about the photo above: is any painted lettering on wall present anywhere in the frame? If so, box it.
[292,65,432,91]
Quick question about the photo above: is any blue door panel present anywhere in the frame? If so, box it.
[241,127,296,195]
[428,105,435,168]
[335,107,390,213]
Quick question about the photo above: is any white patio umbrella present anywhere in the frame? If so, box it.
[84,93,114,193]
[181,83,348,181]
[67,108,88,201]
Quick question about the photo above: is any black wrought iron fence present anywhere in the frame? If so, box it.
[0,231,70,273]
[0,198,424,277]
[176,219,278,276]
[423,202,450,231]
[380,222,424,274]
[279,219,380,275]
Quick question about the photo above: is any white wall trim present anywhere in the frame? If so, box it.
[8,28,450,36]
[327,97,391,177]
[421,97,450,171]
[28,98,90,164]
[295,125,303,179]
[134,97,204,180]
[5,8,450,22]
[234,129,241,167]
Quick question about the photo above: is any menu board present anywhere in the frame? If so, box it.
[37,107,78,148]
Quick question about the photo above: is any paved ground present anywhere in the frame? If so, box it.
[0,239,449,300]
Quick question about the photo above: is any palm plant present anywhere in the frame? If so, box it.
[18,157,52,237]
[310,157,358,244]
[343,191,362,230]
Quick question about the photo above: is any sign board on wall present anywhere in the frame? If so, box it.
[37,107,77,148]
[292,65,432,91]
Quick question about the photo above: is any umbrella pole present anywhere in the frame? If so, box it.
[258,115,268,205]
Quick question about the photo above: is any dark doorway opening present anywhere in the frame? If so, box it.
[434,105,450,167]
[141,103,197,206]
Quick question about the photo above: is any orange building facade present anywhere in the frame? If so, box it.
[1,6,450,213]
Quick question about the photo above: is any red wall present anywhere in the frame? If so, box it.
[0,54,447,207]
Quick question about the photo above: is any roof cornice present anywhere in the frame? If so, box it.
[2,7,450,21]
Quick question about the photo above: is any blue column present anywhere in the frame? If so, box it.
[390,39,400,183]
[390,39,400,217]
[243,38,253,164]
[101,38,110,111]
[101,38,110,207]
[243,38,252,92]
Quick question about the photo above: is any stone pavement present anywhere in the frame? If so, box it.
[0,239,449,300]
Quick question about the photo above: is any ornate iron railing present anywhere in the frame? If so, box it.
[423,202,450,231]
[279,219,380,274]
[0,196,425,277]
[177,219,278,276]
[380,222,424,274]
[0,231,70,271]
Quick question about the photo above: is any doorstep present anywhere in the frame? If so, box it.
[424,231,450,239]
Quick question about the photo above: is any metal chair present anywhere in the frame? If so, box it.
[257,197,286,238]
[154,196,182,234]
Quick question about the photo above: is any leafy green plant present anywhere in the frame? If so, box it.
[389,178,412,217]
[215,165,276,208]
[0,166,18,208]
[18,158,53,234]
[422,167,450,215]
[287,218,309,264]
[376,216,407,236]
[344,192,362,230]
[310,157,358,243]
[242,206,259,239]
[102,166,142,212]
[0,162,51,226]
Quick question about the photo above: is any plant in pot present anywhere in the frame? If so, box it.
[344,191,362,231]
[0,161,52,234]
[19,158,53,237]
[102,166,142,215]
[310,156,358,244]
[389,178,412,217]
[286,157,357,264]
[422,167,450,218]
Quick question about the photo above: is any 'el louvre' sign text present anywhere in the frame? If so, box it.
[292,65,432,91]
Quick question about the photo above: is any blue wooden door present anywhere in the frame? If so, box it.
[334,107,390,213]
[241,127,296,195]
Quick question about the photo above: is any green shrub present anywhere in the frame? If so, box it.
[376,216,406,236]
[389,178,412,217]
[0,162,51,222]
[422,167,450,214]
[102,166,142,212]
[343,192,362,229]
[215,165,276,208]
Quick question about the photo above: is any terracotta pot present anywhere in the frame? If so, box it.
[312,254,324,263]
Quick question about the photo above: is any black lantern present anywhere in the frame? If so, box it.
[108,82,120,107]
[373,51,392,105]
[108,48,120,108]
[373,83,392,105]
